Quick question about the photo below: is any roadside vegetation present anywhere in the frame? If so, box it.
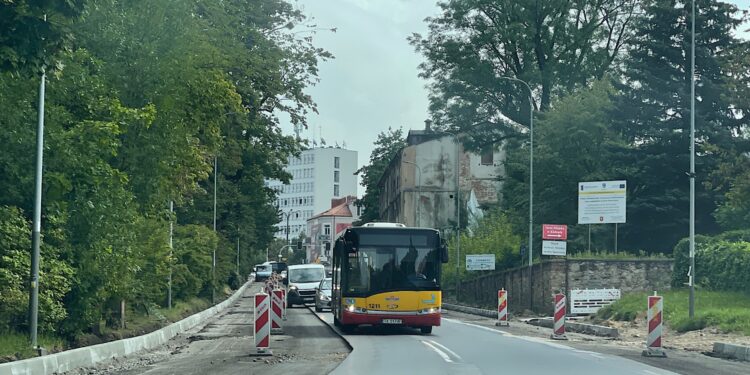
[597,290,750,335]
[0,0,327,357]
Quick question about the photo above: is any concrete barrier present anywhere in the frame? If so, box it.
[712,342,750,362]
[0,282,251,375]
[442,303,497,319]
[525,317,619,338]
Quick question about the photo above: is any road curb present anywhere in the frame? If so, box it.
[305,306,354,352]
[712,342,750,362]
[442,303,497,319]
[0,282,252,375]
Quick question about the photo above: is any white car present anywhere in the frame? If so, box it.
[286,264,326,307]
[314,278,332,312]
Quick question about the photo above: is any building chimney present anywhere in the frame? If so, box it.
[424,119,433,132]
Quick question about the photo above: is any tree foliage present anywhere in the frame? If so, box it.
[411,0,638,148]
[0,0,327,340]
[355,127,407,224]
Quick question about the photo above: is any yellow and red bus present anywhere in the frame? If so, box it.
[331,223,449,334]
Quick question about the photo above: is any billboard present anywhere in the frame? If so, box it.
[578,180,627,224]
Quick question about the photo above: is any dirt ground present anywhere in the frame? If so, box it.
[604,318,750,353]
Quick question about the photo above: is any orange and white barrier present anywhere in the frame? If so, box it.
[495,289,509,327]
[271,289,283,333]
[642,292,667,357]
[551,293,568,340]
[254,292,272,355]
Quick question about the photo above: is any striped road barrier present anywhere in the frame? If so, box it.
[551,293,568,340]
[253,292,272,356]
[642,292,667,357]
[495,289,510,327]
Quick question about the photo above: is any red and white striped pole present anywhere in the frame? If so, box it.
[253,292,272,356]
[281,288,287,321]
[495,289,509,327]
[642,292,667,357]
[551,293,568,340]
[271,289,284,333]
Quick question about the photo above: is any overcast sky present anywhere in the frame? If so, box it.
[281,0,749,196]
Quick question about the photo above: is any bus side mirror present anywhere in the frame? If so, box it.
[440,240,449,263]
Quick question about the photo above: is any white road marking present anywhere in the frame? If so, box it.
[427,340,463,361]
[421,340,455,363]
[442,318,510,336]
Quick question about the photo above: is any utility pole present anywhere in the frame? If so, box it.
[688,0,697,319]
[236,226,240,276]
[28,68,46,349]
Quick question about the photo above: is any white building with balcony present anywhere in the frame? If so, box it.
[266,146,358,240]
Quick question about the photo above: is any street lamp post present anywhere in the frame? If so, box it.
[283,209,301,245]
[498,76,534,309]
[402,160,422,227]
[212,156,217,304]
[28,69,46,349]
[168,201,174,310]
[688,0,697,319]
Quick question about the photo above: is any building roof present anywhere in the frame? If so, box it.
[308,196,356,220]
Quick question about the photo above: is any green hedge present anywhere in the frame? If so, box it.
[672,230,750,291]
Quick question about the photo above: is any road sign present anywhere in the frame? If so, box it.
[542,240,567,256]
[570,289,621,314]
[465,254,495,271]
[578,180,627,224]
[542,224,568,240]
[317,234,330,241]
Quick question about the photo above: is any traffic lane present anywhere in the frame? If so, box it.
[313,309,676,375]
[436,318,678,375]
[102,288,348,375]
[443,309,750,375]
[315,310,482,375]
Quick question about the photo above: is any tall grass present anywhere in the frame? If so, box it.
[597,289,750,335]
[0,332,65,360]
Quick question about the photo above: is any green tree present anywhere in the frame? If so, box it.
[355,127,407,224]
[0,0,86,72]
[410,0,638,148]
[609,0,749,253]
[502,80,625,252]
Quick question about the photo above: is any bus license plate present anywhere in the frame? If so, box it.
[382,319,402,324]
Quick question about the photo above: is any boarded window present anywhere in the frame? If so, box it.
[481,149,494,165]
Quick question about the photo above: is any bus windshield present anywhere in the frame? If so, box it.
[346,245,440,294]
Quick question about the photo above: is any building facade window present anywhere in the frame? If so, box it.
[334,184,340,197]
[481,148,494,165]
[334,170,340,183]
[324,224,331,235]
[334,156,340,169]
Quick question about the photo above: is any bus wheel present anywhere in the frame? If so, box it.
[420,326,433,335]
[340,324,355,334]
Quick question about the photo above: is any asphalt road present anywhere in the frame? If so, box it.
[314,310,680,375]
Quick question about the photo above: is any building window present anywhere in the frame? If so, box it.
[334,170,340,183]
[334,156,340,169]
[324,224,331,235]
[334,184,340,197]
[481,148,494,165]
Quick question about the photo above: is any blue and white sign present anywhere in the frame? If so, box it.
[465,254,495,271]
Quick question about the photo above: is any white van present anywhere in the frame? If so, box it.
[285,264,326,307]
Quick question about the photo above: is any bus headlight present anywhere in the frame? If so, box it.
[346,305,367,313]
[419,307,441,314]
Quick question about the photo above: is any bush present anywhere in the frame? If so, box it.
[672,234,750,291]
